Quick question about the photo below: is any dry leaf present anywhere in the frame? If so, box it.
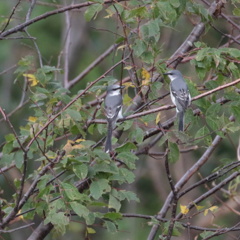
[28,116,38,123]
[180,204,189,215]
[23,74,39,86]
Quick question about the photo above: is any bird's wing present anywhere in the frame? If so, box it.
[171,82,190,111]
[104,95,122,120]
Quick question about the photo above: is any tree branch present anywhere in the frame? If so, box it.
[0,0,129,39]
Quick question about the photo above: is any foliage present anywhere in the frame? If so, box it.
[0,0,240,240]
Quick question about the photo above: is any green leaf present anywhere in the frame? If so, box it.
[119,190,139,202]
[233,8,240,16]
[90,179,111,200]
[231,105,240,122]
[73,164,88,180]
[65,109,81,121]
[109,167,135,184]
[5,133,15,142]
[44,212,69,235]
[109,194,121,212]
[70,201,89,218]
[168,142,179,163]
[84,3,103,22]
[140,19,160,42]
[129,127,144,144]
[38,185,51,199]
[200,231,215,238]
[170,0,180,8]
[104,212,122,220]
[228,48,240,58]
[116,142,137,153]
[92,162,118,174]
[206,115,220,131]
[85,212,96,225]
[206,103,221,116]
[40,65,61,73]
[61,182,83,201]
[117,152,138,169]
[129,6,147,18]
[93,149,111,161]
[195,126,212,145]
[87,227,96,234]
[132,39,147,57]
[14,151,24,169]
[120,168,135,183]
[149,81,163,100]
[122,120,134,131]
[104,220,118,233]
[1,153,14,167]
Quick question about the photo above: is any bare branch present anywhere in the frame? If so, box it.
[0,0,22,33]
[27,222,54,240]
[0,223,35,233]
[67,44,119,89]
[148,133,224,239]
[0,0,129,39]
[63,8,71,87]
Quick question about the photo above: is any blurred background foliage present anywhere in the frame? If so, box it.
[0,0,240,240]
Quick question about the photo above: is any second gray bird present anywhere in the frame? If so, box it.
[104,84,124,153]
[164,70,191,131]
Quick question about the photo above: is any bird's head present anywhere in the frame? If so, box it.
[164,69,183,81]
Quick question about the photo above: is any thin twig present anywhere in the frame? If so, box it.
[165,150,178,240]
[0,223,35,233]
[67,44,119,89]
[0,0,129,38]
[0,0,22,33]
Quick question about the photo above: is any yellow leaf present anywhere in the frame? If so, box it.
[75,139,85,143]
[122,82,135,88]
[124,65,133,70]
[17,210,24,220]
[117,44,127,51]
[104,9,114,18]
[195,205,205,211]
[204,206,218,216]
[46,152,57,159]
[156,112,161,124]
[141,68,151,85]
[72,144,85,150]
[204,209,209,216]
[28,116,38,123]
[209,206,218,212]
[123,94,132,106]
[87,227,96,234]
[180,204,189,215]
[63,140,74,154]
[23,74,39,86]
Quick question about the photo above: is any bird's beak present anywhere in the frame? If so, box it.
[163,72,169,75]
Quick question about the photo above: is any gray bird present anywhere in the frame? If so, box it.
[164,70,191,131]
[104,84,124,153]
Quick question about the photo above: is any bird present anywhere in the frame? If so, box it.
[164,70,191,131]
[104,84,124,153]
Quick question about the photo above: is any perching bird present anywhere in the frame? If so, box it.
[104,84,124,153]
[164,70,191,131]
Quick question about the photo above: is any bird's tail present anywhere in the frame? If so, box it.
[178,111,184,131]
[105,120,113,153]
